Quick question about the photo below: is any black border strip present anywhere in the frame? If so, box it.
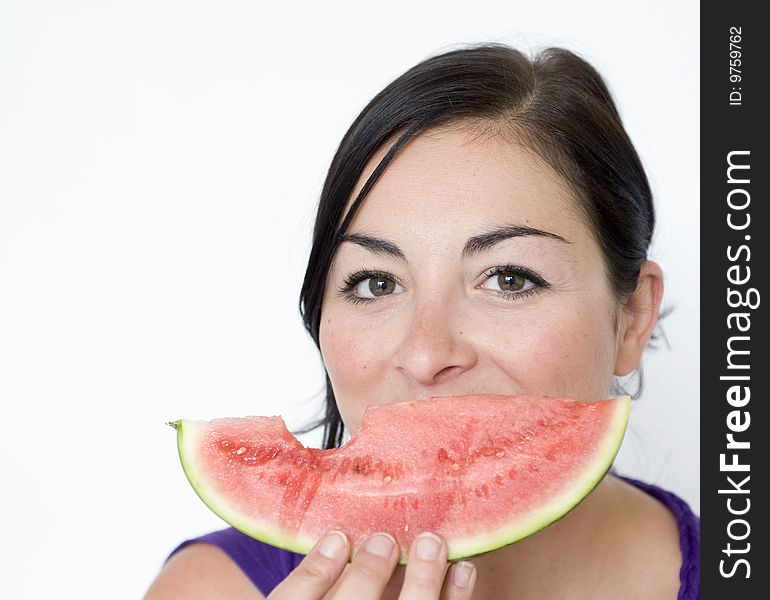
[702,1,768,596]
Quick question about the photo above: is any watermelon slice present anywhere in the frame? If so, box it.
[170,394,630,564]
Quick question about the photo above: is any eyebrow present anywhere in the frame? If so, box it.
[339,225,569,261]
[461,225,569,259]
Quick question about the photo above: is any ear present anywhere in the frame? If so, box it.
[614,260,665,376]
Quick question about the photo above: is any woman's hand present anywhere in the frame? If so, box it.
[267,530,477,599]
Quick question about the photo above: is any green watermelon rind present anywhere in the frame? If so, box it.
[173,395,631,564]
[173,420,319,556]
[442,394,631,560]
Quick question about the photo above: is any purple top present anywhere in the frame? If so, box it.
[168,474,700,598]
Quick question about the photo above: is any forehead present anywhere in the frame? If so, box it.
[344,124,584,238]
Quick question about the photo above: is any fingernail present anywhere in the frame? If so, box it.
[318,530,347,559]
[415,532,442,561]
[366,533,395,558]
[452,561,475,588]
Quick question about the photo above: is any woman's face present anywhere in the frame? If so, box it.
[320,125,624,435]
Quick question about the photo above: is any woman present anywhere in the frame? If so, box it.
[146,43,699,599]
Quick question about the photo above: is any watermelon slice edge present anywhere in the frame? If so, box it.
[171,394,631,564]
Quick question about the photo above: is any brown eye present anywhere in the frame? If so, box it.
[479,266,546,299]
[346,273,404,301]
[498,271,525,292]
[369,277,396,296]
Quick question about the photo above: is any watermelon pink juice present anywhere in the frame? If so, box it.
[173,394,630,563]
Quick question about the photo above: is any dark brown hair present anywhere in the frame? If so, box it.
[295,43,655,449]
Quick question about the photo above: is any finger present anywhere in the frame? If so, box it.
[397,532,450,600]
[268,530,350,600]
[440,561,477,600]
[327,532,400,598]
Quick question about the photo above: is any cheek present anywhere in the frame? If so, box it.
[319,313,385,428]
[490,303,618,400]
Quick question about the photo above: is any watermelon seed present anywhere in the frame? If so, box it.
[236,447,246,455]
[383,475,392,484]
[451,463,460,471]
[495,450,505,458]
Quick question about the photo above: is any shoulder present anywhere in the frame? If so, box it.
[604,475,693,599]
[144,542,266,600]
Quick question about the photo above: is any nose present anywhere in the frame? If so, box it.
[391,295,477,387]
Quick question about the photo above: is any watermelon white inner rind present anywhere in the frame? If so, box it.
[443,395,630,559]
[174,395,631,564]
[177,422,318,554]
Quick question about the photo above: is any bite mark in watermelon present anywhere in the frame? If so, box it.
[171,394,630,564]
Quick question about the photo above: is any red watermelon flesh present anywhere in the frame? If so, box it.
[171,394,630,564]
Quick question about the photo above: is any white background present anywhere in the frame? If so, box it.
[0,1,699,598]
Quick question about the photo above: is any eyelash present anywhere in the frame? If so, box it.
[482,265,551,301]
[338,265,550,305]
[339,270,399,306]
